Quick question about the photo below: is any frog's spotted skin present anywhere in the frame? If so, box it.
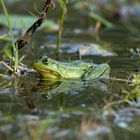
[32,56,110,80]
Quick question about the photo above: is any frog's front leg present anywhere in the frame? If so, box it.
[81,64,110,80]
[81,65,97,80]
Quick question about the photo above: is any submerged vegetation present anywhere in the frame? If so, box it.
[0,0,140,140]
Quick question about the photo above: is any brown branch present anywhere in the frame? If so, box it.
[16,0,55,50]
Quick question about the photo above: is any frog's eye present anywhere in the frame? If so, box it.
[42,57,49,64]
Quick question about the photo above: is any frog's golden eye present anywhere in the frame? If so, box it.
[42,57,49,64]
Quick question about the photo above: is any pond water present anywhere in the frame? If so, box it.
[0,1,140,140]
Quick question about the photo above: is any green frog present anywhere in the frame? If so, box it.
[32,56,110,80]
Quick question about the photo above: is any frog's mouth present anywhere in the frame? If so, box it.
[36,68,61,79]
[32,63,60,79]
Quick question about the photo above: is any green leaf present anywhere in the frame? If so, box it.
[0,14,59,31]
[0,35,11,41]
[2,45,13,59]
[63,0,68,4]
[89,12,114,28]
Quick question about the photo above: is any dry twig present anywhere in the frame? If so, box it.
[16,0,55,50]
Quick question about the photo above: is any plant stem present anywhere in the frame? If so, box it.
[56,0,67,53]
[16,0,54,50]
[109,77,132,83]
[1,0,18,71]
[0,61,13,72]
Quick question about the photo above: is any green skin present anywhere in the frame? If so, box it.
[32,56,110,80]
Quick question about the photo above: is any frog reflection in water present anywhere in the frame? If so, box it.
[34,79,108,100]
[32,56,110,80]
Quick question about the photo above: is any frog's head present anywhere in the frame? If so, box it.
[82,63,110,80]
[32,56,61,79]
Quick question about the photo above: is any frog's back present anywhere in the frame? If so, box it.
[55,60,93,79]
[58,60,93,70]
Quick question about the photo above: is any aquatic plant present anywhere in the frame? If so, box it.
[0,34,11,41]
[122,74,140,101]
[56,0,67,53]
[74,0,114,31]
[0,0,54,76]
[1,0,18,72]
[0,14,59,31]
